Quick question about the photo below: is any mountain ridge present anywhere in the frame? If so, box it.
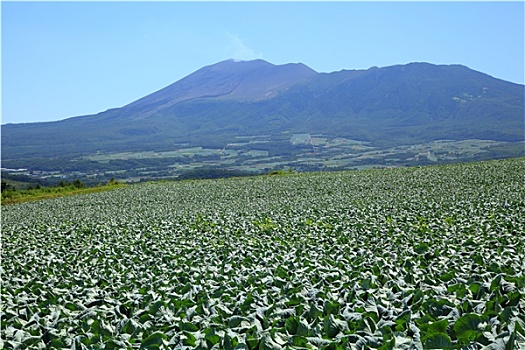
[122,59,318,115]
[2,59,523,167]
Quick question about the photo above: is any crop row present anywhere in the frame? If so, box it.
[2,158,524,349]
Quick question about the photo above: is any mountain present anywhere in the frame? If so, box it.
[266,62,524,142]
[2,59,524,168]
[125,59,317,113]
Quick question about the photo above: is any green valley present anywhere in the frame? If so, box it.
[3,136,523,186]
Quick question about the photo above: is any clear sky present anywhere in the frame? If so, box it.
[2,1,524,124]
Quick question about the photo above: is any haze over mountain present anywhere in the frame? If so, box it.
[2,59,524,164]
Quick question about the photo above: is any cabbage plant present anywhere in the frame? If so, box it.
[2,158,524,349]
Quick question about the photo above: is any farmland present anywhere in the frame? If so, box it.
[3,137,523,186]
[1,158,524,349]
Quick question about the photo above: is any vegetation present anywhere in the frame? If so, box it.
[2,138,523,185]
[1,158,524,348]
[267,169,295,176]
[1,178,124,205]
[177,168,254,181]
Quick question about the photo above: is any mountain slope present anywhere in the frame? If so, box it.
[2,60,524,162]
[261,62,524,142]
[122,59,317,116]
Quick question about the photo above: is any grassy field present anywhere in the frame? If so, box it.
[1,183,126,205]
[1,158,524,349]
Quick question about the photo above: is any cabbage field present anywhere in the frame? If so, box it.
[2,158,524,349]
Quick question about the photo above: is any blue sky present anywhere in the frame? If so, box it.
[2,1,524,124]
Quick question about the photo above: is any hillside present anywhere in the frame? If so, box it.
[1,59,524,180]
